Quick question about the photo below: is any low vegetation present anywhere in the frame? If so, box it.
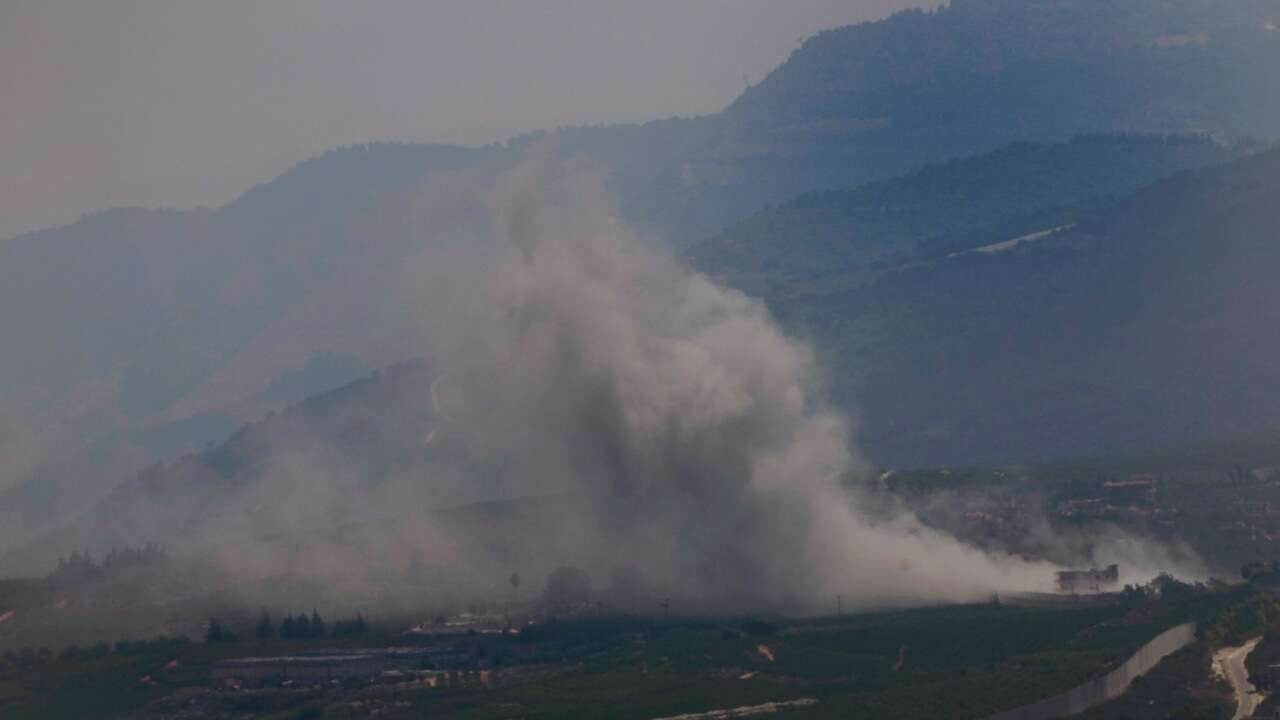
[1,584,1263,719]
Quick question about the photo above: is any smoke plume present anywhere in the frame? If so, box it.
[398,154,1058,612]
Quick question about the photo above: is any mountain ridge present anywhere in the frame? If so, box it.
[4,0,1280,556]
[14,144,1280,571]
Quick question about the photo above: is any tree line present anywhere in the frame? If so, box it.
[205,610,369,643]
[48,544,169,586]
[1,636,189,673]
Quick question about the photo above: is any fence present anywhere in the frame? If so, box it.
[983,622,1197,720]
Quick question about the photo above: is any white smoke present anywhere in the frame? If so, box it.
[401,154,1059,612]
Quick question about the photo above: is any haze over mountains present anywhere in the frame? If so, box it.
[688,134,1242,298]
[4,0,1280,568]
[736,145,1280,467]
[12,136,1280,574]
[632,0,1280,242]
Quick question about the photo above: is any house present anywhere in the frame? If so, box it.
[1056,564,1120,593]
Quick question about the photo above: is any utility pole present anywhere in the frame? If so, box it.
[659,598,670,619]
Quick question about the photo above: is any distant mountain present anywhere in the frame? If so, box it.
[0,362,436,573]
[4,0,1280,555]
[688,134,1242,300]
[0,358,602,575]
[0,122,732,552]
[0,143,511,548]
[14,146,1280,572]
[1,143,494,435]
[728,146,1280,468]
[643,0,1280,244]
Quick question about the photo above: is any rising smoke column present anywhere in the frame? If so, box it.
[419,154,1058,612]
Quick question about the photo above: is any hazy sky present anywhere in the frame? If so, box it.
[0,1,927,239]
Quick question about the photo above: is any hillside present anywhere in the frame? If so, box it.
[688,134,1242,299]
[0,143,516,551]
[746,147,1280,467]
[652,0,1280,244]
[0,362,438,574]
[22,147,1280,570]
[3,0,1280,556]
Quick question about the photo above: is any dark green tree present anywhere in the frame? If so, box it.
[310,610,325,638]
[205,617,225,643]
[331,614,370,636]
[255,612,275,640]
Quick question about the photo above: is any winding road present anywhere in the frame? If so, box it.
[1214,636,1265,720]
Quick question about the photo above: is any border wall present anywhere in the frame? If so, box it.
[982,621,1197,720]
[1000,592,1125,609]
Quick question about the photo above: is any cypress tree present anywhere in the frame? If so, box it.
[255,612,274,640]
[205,618,224,643]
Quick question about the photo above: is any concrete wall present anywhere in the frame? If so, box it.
[212,656,387,684]
[210,643,483,685]
[1001,592,1125,609]
[983,622,1197,720]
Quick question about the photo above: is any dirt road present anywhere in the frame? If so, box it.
[1214,636,1265,720]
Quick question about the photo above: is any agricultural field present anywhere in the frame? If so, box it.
[1,586,1262,720]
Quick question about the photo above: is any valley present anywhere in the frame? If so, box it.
[6,1,1280,717]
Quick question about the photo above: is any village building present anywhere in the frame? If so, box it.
[1055,564,1120,593]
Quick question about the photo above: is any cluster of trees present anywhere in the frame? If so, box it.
[1148,574,1203,604]
[203,611,371,643]
[330,615,370,636]
[1202,591,1280,649]
[1,636,189,672]
[48,544,169,587]
[205,617,236,643]
[277,611,324,639]
[1111,574,1208,606]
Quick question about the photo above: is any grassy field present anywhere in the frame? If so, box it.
[0,588,1260,720]
[397,596,1239,720]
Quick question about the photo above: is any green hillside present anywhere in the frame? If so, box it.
[746,147,1280,467]
[689,134,1240,299]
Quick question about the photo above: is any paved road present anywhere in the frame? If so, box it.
[1215,636,1264,720]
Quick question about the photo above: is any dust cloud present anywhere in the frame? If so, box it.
[381,153,1063,612]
